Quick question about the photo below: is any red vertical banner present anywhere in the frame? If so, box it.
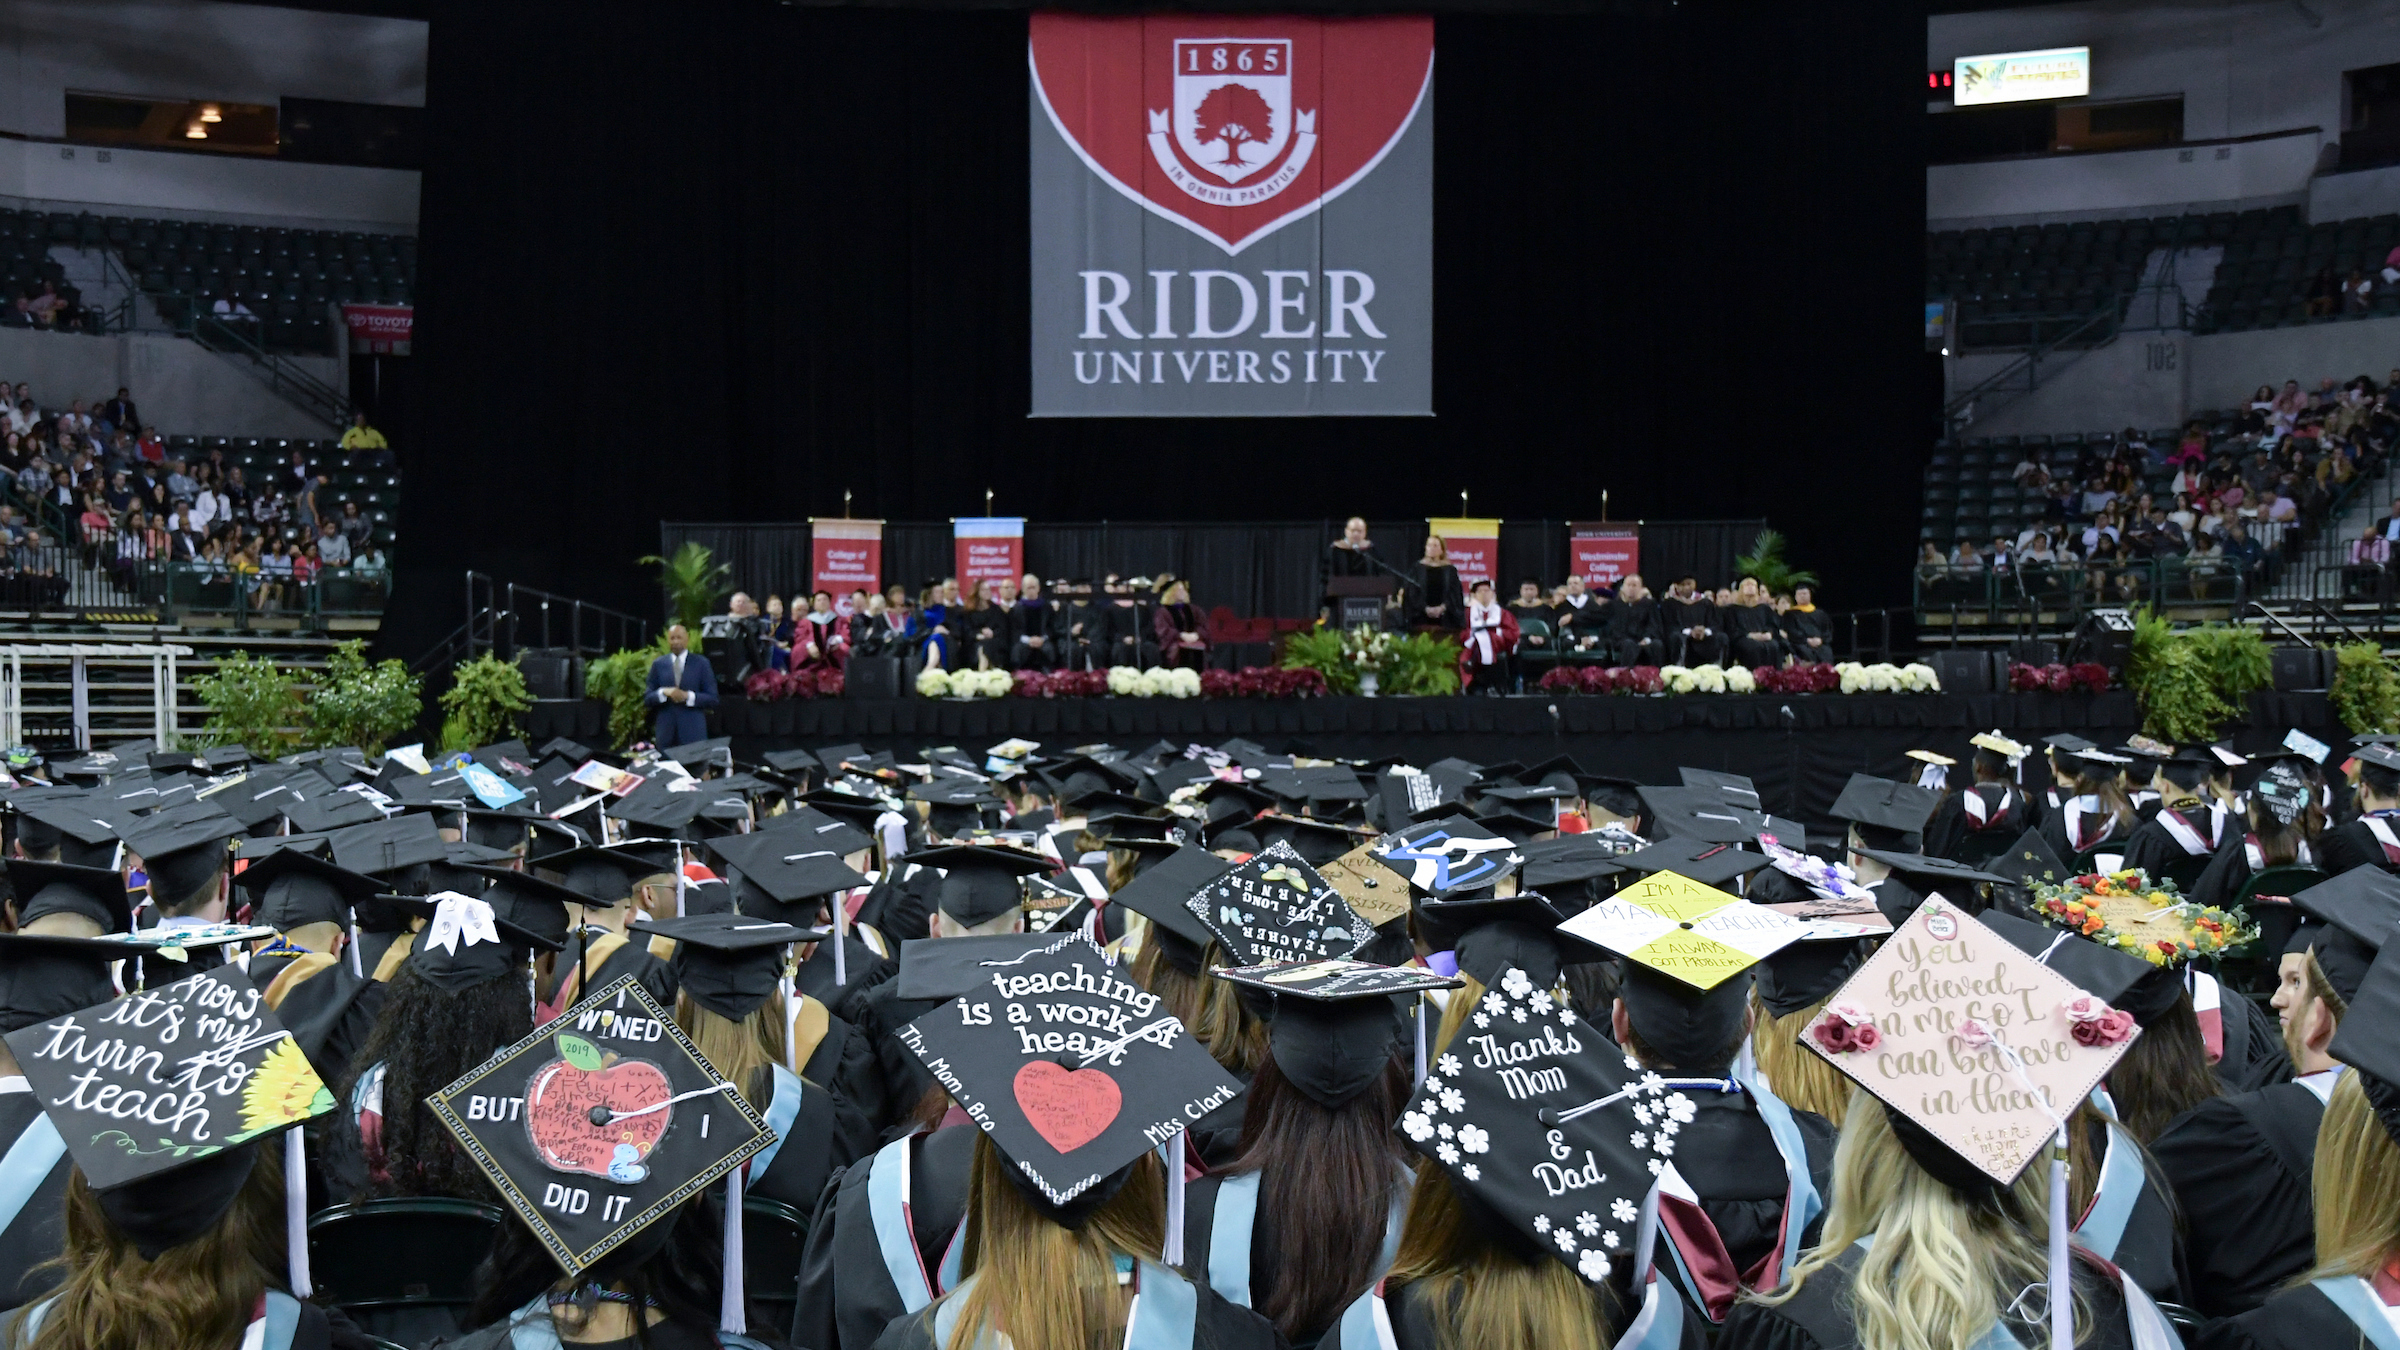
[1571,522,1640,586]
[1426,517,1501,588]
[953,518,1025,591]
[810,518,882,596]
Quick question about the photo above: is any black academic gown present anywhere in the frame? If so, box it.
[2321,812,2400,876]
[1102,600,1152,668]
[2117,803,2232,890]
[2196,1278,2397,1350]
[743,1063,844,1211]
[440,1313,727,1350]
[1609,598,1665,666]
[2077,1111,2186,1306]
[795,1125,977,1350]
[1718,1245,2142,1350]
[1779,607,1831,663]
[1551,597,1610,653]
[249,950,388,1087]
[1923,783,2030,863]
[551,928,677,1010]
[790,995,882,1169]
[2212,992,2294,1093]
[1387,1274,1677,1350]
[823,963,940,1141]
[1658,595,1722,665]
[0,1091,72,1309]
[2151,1077,2329,1317]
[1865,875,1923,926]
[1410,563,1464,631]
[1650,1089,1838,1335]
[2038,800,2131,865]
[2188,834,2321,913]
[1724,604,1782,668]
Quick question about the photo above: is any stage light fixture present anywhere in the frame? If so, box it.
[199,104,223,123]
[185,124,207,139]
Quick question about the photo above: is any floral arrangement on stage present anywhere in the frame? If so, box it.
[2030,868,2258,967]
[1200,667,1330,698]
[1836,662,1942,693]
[916,666,1014,699]
[2008,662,2113,694]
[1534,665,1667,695]
[1662,664,1753,694]
[1012,669,1109,698]
[1751,664,1843,694]
[743,667,844,702]
[1106,665,1203,699]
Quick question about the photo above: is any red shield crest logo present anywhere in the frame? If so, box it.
[1031,14,1434,256]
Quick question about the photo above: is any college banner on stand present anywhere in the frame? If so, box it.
[1028,14,1434,417]
[1427,518,1500,589]
[954,518,1026,590]
[810,519,882,597]
[1570,522,1640,587]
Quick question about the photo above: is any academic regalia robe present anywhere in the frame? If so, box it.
[1865,875,1923,926]
[1717,1245,2146,1350]
[1609,598,1665,667]
[1646,1084,1836,1336]
[855,868,938,947]
[1924,782,2030,862]
[250,949,388,1086]
[785,987,882,1168]
[542,928,676,1017]
[1658,595,1722,666]
[442,1306,758,1350]
[2321,810,2400,876]
[1549,596,1610,653]
[1779,607,1831,663]
[794,933,896,1011]
[825,966,941,1140]
[743,1063,842,1210]
[2151,1073,2334,1317]
[2190,833,2319,912]
[1386,1276,1674,1350]
[1180,1161,1413,1350]
[1724,603,1782,668]
[1185,1071,1251,1168]
[1057,599,1105,670]
[794,1126,976,1350]
[869,1262,1284,1350]
[2118,802,2233,890]
[2038,797,2131,865]
[2196,1276,2400,1350]
[0,1087,71,1309]
[1009,600,1056,670]
[1102,600,1152,668]
[11,1291,378,1350]
[2074,1104,2187,1305]
[2208,983,2294,1093]
[1409,563,1464,631]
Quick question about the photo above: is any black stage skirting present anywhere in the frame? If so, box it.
[522,692,2341,832]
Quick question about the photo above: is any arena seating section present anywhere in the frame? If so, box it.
[1928,205,2400,349]
[0,207,417,356]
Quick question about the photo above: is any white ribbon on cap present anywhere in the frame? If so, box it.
[423,892,500,955]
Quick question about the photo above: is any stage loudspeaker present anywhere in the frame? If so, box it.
[2008,638,2059,667]
[2066,609,2135,674]
[1930,650,1993,693]
[518,648,573,701]
[2271,646,2326,691]
[847,656,901,700]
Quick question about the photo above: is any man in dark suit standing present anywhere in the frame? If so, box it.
[646,623,718,747]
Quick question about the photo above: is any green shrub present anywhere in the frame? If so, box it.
[585,639,669,750]
[2332,642,2400,734]
[192,652,302,754]
[2125,614,2272,743]
[438,653,533,752]
[637,542,732,632]
[1385,633,1463,696]
[1278,626,1359,695]
[305,640,422,755]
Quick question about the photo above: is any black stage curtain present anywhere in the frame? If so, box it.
[524,691,2338,832]
[660,518,1758,621]
[384,1,1925,666]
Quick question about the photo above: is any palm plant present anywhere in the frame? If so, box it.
[637,542,732,630]
[1732,528,1818,594]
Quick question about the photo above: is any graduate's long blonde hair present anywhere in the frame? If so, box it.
[1750,1092,2086,1350]
[941,1136,1164,1350]
[2302,1071,2400,1283]
[1748,990,1855,1127]
[1386,1161,1612,1350]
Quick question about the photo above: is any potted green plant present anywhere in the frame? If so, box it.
[637,542,732,630]
[305,640,423,755]
[439,653,534,752]
[192,652,302,753]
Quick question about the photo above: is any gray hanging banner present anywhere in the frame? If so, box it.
[1029,15,1434,417]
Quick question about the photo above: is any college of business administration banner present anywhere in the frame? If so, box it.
[954,518,1025,590]
[1427,518,1500,589]
[1028,14,1434,417]
[1570,523,1639,587]
[810,519,883,596]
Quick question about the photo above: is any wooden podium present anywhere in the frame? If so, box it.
[1327,576,1393,631]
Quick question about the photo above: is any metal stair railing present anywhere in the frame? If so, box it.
[182,313,349,430]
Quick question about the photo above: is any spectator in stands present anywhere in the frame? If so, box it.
[103,388,136,432]
[221,466,250,517]
[2223,518,2265,589]
[2079,507,2122,556]
[251,482,287,530]
[164,459,198,503]
[340,412,392,468]
[338,500,370,551]
[295,474,324,538]
[135,426,163,464]
[2011,449,2043,485]
[42,469,72,519]
[1946,540,1986,600]
[256,540,293,610]
[2346,270,2376,315]
[54,401,87,440]
[167,507,202,561]
[25,283,61,327]
[102,470,131,516]
[2307,266,2342,318]
[76,494,110,569]
[13,456,47,502]
[0,506,23,551]
[1916,541,1948,591]
[2350,519,2392,576]
[110,512,150,593]
[5,400,34,440]
[2079,475,2116,516]
[191,477,229,538]
[1,296,32,329]
[283,447,312,494]
[292,541,319,590]
[2086,534,2137,603]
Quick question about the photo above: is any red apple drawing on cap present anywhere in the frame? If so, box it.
[526,1032,672,1183]
[1014,1060,1121,1154]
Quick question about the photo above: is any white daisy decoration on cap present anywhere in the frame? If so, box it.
[1580,1251,1610,1281]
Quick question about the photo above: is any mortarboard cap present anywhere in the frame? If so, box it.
[901,843,1055,927]
[1611,837,1771,889]
[6,966,334,1259]
[7,859,131,934]
[1850,848,2010,890]
[0,931,122,1034]
[1244,814,1367,868]
[1216,959,1455,1106]
[549,845,666,907]
[330,812,449,878]
[1988,828,2071,893]
[20,797,133,868]
[1805,897,2140,1188]
[230,848,382,931]
[1637,787,1804,849]
[2329,946,2400,1146]
[1828,774,1939,850]
[893,933,1062,1002]
[119,804,239,908]
[451,868,580,950]
[1107,845,1231,952]
[278,790,385,835]
[636,914,821,1020]
[755,806,874,858]
[384,890,561,990]
[895,934,1240,1219]
[2292,867,2400,1004]
[706,832,870,926]
[1184,842,1373,967]
[1371,816,1523,897]
[428,976,772,1275]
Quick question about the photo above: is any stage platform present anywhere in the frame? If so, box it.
[523,691,2342,829]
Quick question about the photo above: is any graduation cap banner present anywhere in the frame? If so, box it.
[1185,840,1374,966]
[427,976,772,1277]
[1317,842,1412,927]
[1397,961,1678,1286]
[894,933,1242,1205]
[1557,871,1805,990]
[1371,817,1523,896]
[1215,957,1459,1000]
[1802,896,2140,1185]
[4,966,335,1192]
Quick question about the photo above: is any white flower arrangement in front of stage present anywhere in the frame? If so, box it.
[919,666,1011,699]
[1834,662,1942,694]
[1100,665,1202,699]
[1722,665,1756,694]
[1660,664,1727,695]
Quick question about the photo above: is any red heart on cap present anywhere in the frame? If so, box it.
[1013,1059,1122,1154]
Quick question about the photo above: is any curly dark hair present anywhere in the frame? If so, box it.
[466,1193,726,1343]
[326,966,532,1202]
